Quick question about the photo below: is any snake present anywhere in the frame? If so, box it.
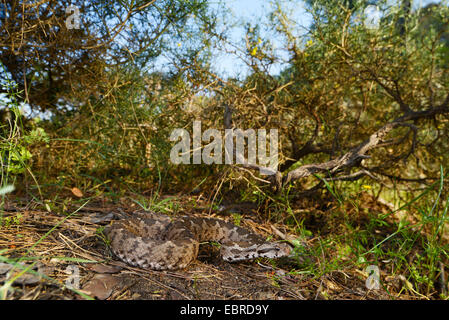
[105,211,291,270]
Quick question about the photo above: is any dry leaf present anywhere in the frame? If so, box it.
[86,212,115,224]
[5,263,43,285]
[82,274,119,300]
[71,187,84,198]
[88,264,123,274]
[0,263,13,275]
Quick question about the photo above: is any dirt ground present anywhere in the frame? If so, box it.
[0,197,420,300]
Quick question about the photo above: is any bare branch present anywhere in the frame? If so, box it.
[323,169,379,182]
[282,104,449,188]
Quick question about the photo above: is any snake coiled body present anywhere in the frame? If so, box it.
[105,211,291,270]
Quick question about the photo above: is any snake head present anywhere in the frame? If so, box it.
[221,241,292,262]
[256,242,292,259]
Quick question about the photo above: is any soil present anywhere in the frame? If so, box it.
[0,196,421,300]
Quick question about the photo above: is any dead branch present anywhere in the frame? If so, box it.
[226,98,448,191]
[282,103,448,187]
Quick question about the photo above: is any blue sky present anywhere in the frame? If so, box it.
[211,0,312,78]
[211,0,444,78]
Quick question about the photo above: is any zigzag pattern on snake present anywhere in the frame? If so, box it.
[105,211,291,270]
